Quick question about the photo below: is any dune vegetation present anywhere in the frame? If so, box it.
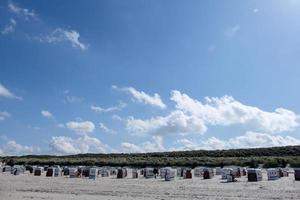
[2,146,300,168]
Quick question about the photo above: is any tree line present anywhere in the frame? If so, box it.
[2,145,300,168]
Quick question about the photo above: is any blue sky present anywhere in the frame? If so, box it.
[1,0,300,155]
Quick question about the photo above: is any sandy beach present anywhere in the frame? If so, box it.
[1,170,300,200]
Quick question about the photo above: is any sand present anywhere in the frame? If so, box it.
[1,171,300,200]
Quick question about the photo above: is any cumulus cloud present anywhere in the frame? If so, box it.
[175,132,300,151]
[0,140,36,156]
[113,85,166,109]
[0,111,11,121]
[99,123,116,134]
[91,102,126,113]
[41,110,53,119]
[36,28,88,50]
[121,142,142,153]
[224,24,240,37]
[171,91,299,134]
[121,136,165,153]
[227,131,300,149]
[1,18,17,35]
[143,136,165,152]
[174,138,206,151]
[0,83,22,100]
[66,121,95,134]
[175,137,227,151]
[50,135,108,155]
[201,137,228,150]
[49,136,79,154]
[125,90,299,141]
[8,1,36,20]
[127,110,207,136]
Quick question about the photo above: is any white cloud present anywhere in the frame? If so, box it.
[91,102,126,113]
[0,111,11,121]
[174,138,204,151]
[61,90,82,103]
[121,142,143,153]
[112,114,122,121]
[227,131,300,149]
[253,8,259,13]
[0,83,22,100]
[224,24,240,37]
[127,110,207,136]
[37,28,88,50]
[49,136,80,154]
[124,90,299,145]
[66,121,95,134]
[121,136,165,153]
[200,137,227,150]
[56,123,65,128]
[41,110,53,119]
[127,90,299,138]
[175,132,300,151]
[99,122,116,134]
[65,96,82,103]
[91,105,118,113]
[143,136,165,152]
[174,137,228,151]
[50,135,108,155]
[171,91,299,134]
[113,85,166,109]
[1,18,17,35]
[7,2,87,51]
[0,140,35,156]
[8,1,36,20]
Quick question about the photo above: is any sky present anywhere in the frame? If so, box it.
[1,0,300,155]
